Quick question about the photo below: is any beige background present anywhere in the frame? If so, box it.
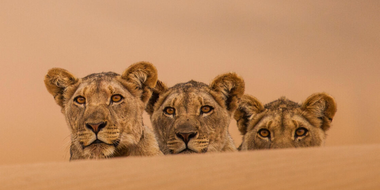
[0,0,379,165]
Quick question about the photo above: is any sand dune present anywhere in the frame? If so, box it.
[2,145,380,190]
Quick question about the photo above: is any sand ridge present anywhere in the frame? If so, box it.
[2,144,380,190]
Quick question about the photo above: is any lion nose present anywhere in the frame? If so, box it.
[176,132,197,144]
[85,122,107,134]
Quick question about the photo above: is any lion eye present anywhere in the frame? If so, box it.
[74,96,86,104]
[258,129,270,138]
[295,127,308,137]
[111,94,123,103]
[200,106,213,114]
[163,107,175,115]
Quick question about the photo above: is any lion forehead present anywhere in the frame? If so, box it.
[73,76,133,102]
[248,109,306,131]
[82,72,119,82]
[161,91,218,114]
[264,97,300,112]
[170,80,209,91]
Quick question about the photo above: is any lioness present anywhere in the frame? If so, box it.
[146,73,245,154]
[234,93,337,150]
[44,62,163,160]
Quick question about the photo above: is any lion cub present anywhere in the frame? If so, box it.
[146,73,245,154]
[234,93,337,150]
[44,62,163,160]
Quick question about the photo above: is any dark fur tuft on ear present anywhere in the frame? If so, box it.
[301,93,337,131]
[145,80,168,115]
[210,73,245,113]
[121,61,158,103]
[44,68,79,108]
[234,95,264,135]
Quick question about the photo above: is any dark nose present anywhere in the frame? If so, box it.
[85,122,107,134]
[176,132,197,144]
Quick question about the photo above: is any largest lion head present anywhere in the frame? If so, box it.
[44,62,162,160]
[146,73,245,154]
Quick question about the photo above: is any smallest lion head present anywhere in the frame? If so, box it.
[146,73,245,154]
[44,62,162,160]
[234,93,337,150]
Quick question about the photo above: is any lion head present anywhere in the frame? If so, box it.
[146,73,245,154]
[44,62,162,160]
[234,93,337,150]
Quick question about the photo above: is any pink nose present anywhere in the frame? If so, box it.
[85,122,107,134]
[176,132,197,144]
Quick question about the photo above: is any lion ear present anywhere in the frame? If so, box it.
[145,80,168,115]
[301,93,337,131]
[120,61,158,103]
[44,68,79,108]
[234,95,264,135]
[209,73,245,114]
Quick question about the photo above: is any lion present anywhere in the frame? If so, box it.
[44,62,163,160]
[234,93,337,150]
[145,73,245,154]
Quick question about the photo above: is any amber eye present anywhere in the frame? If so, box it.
[200,106,213,114]
[111,94,123,103]
[295,127,308,137]
[258,129,270,138]
[74,96,86,104]
[163,107,175,115]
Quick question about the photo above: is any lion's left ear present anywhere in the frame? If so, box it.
[145,80,169,115]
[120,61,158,103]
[44,68,79,108]
[301,93,337,131]
[234,95,264,135]
[210,73,245,114]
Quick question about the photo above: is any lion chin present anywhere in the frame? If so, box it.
[179,149,197,154]
[83,143,116,159]
[173,148,207,154]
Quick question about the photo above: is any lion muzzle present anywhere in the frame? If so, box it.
[85,122,107,134]
[176,132,197,144]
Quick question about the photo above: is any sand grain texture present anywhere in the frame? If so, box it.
[2,145,380,190]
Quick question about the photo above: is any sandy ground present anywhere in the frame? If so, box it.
[0,0,380,169]
[2,144,380,190]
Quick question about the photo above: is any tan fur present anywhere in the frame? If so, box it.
[146,73,245,154]
[234,93,337,150]
[44,62,163,160]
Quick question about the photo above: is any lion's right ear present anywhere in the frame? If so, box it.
[44,68,79,108]
[145,80,168,115]
[209,73,245,114]
[120,61,158,104]
[301,93,337,131]
[234,95,264,135]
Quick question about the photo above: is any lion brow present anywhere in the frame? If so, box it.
[197,96,204,105]
[171,96,178,107]
[108,85,115,94]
